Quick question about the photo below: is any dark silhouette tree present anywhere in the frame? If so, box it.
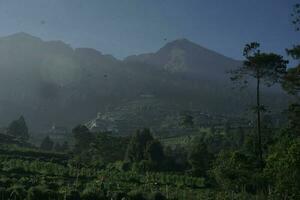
[282,46,300,98]
[144,139,165,163]
[125,128,154,162]
[7,116,29,140]
[90,132,129,164]
[281,6,300,136]
[230,42,288,168]
[72,125,94,153]
[54,143,62,152]
[60,141,69,152]
[188,138,212,177]
[40,136,54,151]
[291,3,300,31]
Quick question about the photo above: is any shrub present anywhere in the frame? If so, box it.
[128,190,147,200]
[7,184,27,200]
[148,192,167,200]
[81,186,106,200]
[27,186,57,200]
[66,189,81,200]
[111,191,128,200]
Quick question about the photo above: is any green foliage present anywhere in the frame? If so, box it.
[65,189,81,200]
[265,138,300,199]
[91,132,129,165]
[125,128,154,162]
[282,66,300,97]
[27,185,56,200]
[231,42,288,87]
[188,138,212,177]
[7,184,27,200]
[111,191,128,200]
[286,103,300,136]
[211,150,262,193]
[283,48,300,97]
[231,42,288,169]
[81,185,105,200]
[148,192,167,200]
[128,190,147,200]
[7,116,29,141]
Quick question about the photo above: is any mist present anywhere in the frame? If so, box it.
[0,1,299,199]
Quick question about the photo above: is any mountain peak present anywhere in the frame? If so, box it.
[171,38,191,43]
[3,32,42,41]
[125,37,240,74]
[164,38,196,48]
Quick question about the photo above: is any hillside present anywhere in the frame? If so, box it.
[0,33,288,131]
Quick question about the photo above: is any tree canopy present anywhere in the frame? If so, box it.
[7,116,29,141]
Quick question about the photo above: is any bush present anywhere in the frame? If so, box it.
[132,160,155,173]
[128,190,147,200]
[111,191,128,200]
[148,192,167,200]
[81,186,106,200]
[27,186,57,200]
[0,187,9,199]
[113,161,131,172]
[7,184,27,200]
[66,189,81,200]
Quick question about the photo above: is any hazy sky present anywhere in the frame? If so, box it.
[0,0,299,60]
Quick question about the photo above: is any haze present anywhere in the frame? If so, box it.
[0,0,298,59]
[0,1,299,199]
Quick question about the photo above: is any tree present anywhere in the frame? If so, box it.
[284,103,300,137]
[282,65,300,98]
[91,132,129,164]
[81,185,105,200]
[211,150,260,193]
[281,44,300,99]
[179,113,194,128]
[60,141,69,152]
[291,3,300,31]
[40,136,54,151]
[7,185,27,200]
[188,138,212,177]
[54,143,61,152]
[144,139,165,163]
[280,3,300,138]
[265,138,300,199]
[72,125,94,153]
[230,42,288,168]
[7,116,29,140]
[27,186,56,200]
[125,128,154,162]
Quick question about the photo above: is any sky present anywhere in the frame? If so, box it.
[0,0,299,61]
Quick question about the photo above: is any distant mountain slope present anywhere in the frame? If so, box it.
[0,33,288,131]
[125,38,241,80]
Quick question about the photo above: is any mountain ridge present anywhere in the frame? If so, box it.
[0,32,287,132]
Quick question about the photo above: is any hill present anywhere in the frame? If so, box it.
[0,33,288,131]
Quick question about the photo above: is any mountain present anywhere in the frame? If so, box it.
[0,33,287,132]
[125,38,240,80]
[0,32,121,129]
